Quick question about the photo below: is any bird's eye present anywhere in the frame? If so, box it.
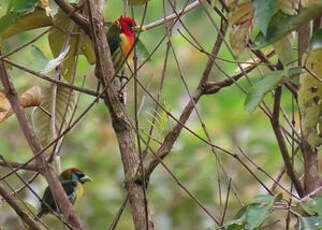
[78,172,85,178]
[128,22,133,28]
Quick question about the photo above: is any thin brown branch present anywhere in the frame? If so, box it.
[0,159,39,171]
[53,0,90,33]
[202,64,257,95]
[270,87,304,197]
[107,194,129,230]
[2,57,101,98]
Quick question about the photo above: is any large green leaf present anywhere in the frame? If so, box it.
[253,2,322,49]
[244,70,286,113]
[226,194,277,230]
[32,85,76,153]
[251,0,278,36]
[0,0,45,37]
[299,216,322,230]
[246,203,271,230]
[0,7,52,39]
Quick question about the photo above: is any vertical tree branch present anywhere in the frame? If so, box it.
[85,1,154,229]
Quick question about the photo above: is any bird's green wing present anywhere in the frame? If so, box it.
[106,22,121,56]
[37,180,78,217]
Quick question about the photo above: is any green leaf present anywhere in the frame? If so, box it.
[8,0,39,14]
[246,203,270,230]
[0,0,44,37]
[299,216,322,230]
[310,28,322,50]
[273,33,294,66]
[136,39,150,60]
[0,7,52,39]
[301,195,322,216]
[32,85,76,152]
[253,2,322,49]
[244,70,286,113]
[251,0,278,36]
[41,45,70,74]
[253,194,275,206]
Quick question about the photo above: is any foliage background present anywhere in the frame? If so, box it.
[0,0,300,229]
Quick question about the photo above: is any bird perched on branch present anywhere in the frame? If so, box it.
[36,168,92,218]
[106,16,138,72]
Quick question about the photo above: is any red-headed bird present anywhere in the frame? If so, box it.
[106,16,137,71]
[37,168,92,218]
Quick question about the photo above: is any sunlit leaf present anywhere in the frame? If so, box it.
[41,45,70,74]
[244,70,286,113]
[0,86,41,123]
[252,0,278,36]
[32,85,76,152]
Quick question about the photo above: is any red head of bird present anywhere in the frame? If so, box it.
[117,16,137,37]
[116,16,137,63]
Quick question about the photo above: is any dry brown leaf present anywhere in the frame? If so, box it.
[0,86,41,123]
[228,0,254,57]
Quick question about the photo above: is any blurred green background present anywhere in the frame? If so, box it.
[0,0,298,229]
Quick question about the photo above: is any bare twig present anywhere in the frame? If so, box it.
[142,0,203,30]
